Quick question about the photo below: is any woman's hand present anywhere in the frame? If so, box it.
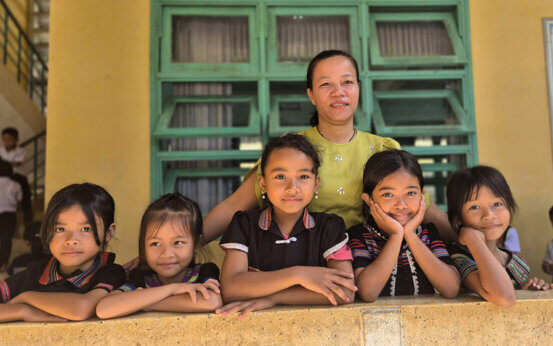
[521,277,553,291]
[296,266,357,305]
[122,257,139,273]
[368,198,403,237]
[403,195,426,235]
[215,297,276,318]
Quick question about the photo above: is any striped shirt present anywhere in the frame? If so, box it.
[348,218,453,296]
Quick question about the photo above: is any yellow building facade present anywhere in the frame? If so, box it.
[46,0,553,281]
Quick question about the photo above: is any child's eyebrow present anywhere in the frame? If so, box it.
[55,221,90,226]
[377,186,396,191]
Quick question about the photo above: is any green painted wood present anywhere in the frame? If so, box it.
[157,149,262,161]
[369,12,467,67]
[164,167,250,193]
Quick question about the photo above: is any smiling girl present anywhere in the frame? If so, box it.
[216,134,357,318]
[0,183,125,322]
[446,166,552,307]
[96,193,222,319]
[348,150,460,302]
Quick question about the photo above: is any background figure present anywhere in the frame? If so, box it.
[542,206,553,281]
[0,160,22,272]
[497,226,521,254]
[7,221,49,275]
[0,127,33,224]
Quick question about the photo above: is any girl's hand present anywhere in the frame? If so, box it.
[171,282,217,303]
[297,266,357,305]
[403,195,426,235]
[21,304,67,322]
[215,297,275,319]
[458,227,485,246]
[521,277,553,291]
[369,199,403,236]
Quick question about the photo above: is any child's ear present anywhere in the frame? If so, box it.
[105,223,115,242]
[315,175,320,190]
[362,193,371,205]
[258,175,266,193]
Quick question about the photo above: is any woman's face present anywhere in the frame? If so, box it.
[307,55,359,127]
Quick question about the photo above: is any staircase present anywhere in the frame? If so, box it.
[29,0,48,64]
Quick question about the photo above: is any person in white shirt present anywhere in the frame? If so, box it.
[1,127,32,224]
[0,160,22,272]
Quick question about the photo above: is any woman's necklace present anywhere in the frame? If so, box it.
[317,126,357,143]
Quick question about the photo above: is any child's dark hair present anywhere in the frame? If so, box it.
[446,165,517,231]
[362,149,423,220]
[138,192,202,268]
[0,160,13,177]
[549,206,553,222]
[1,127,18,139]
[306,50,360,126]
[40,183,115,250]
[260,133,321,176]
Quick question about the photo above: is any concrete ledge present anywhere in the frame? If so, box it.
[2,291,553,345]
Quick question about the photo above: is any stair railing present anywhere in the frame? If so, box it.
[20,130,46,199]
[0,0,48,113]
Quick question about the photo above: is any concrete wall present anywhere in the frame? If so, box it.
[2,292,553,345]
[45,0,150,262]
[470,1,553,275]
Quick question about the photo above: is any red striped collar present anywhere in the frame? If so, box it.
[258,207,315,231]
[38,252,112,287]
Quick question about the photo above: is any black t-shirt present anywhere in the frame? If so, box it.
[220,207,350,271]
[0,252,125,302]
[348,218,453,296]
[118,262,220,292]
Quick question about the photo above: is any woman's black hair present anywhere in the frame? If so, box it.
[138,192,202,269]
[40,183,115,251]
[362,149,424,221]
[0,160,13,177]
[446,165,517,232]
[306,50,361,126]
[260,133,321,177]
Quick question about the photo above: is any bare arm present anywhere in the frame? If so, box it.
[8,289,109,321]
[424,202,457,243]
[0,303,66,322]
[460,228,516,307]
[97,280,222,319]
[221,250,356,304]
[202,173,258,244]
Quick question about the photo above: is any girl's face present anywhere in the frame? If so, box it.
[307,56,359,127]
[459,186,511,241]
[49,204,112,275]
[259,147,320,218]
[368,168,422,226]
[145,222,195,283]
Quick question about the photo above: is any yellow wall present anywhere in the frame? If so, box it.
[470,1,553,275]
[46,0,150,263]
[4,0,28,32]
[45,0,553,275]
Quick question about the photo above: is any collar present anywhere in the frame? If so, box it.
[363,216,422,240]
[144,264,203,288]
[39,252,113,287]
[258,207,315,231]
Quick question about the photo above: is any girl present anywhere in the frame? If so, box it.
[216,133,357,318]
[348,150,460,302]
[0,183,125,322]
[96,193,222,319]
[446,165,552,307]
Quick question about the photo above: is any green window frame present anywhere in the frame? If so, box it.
[369,12,467,67]
[266,6,361,75]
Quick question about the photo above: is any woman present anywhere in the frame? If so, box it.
[198,50,456,265]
